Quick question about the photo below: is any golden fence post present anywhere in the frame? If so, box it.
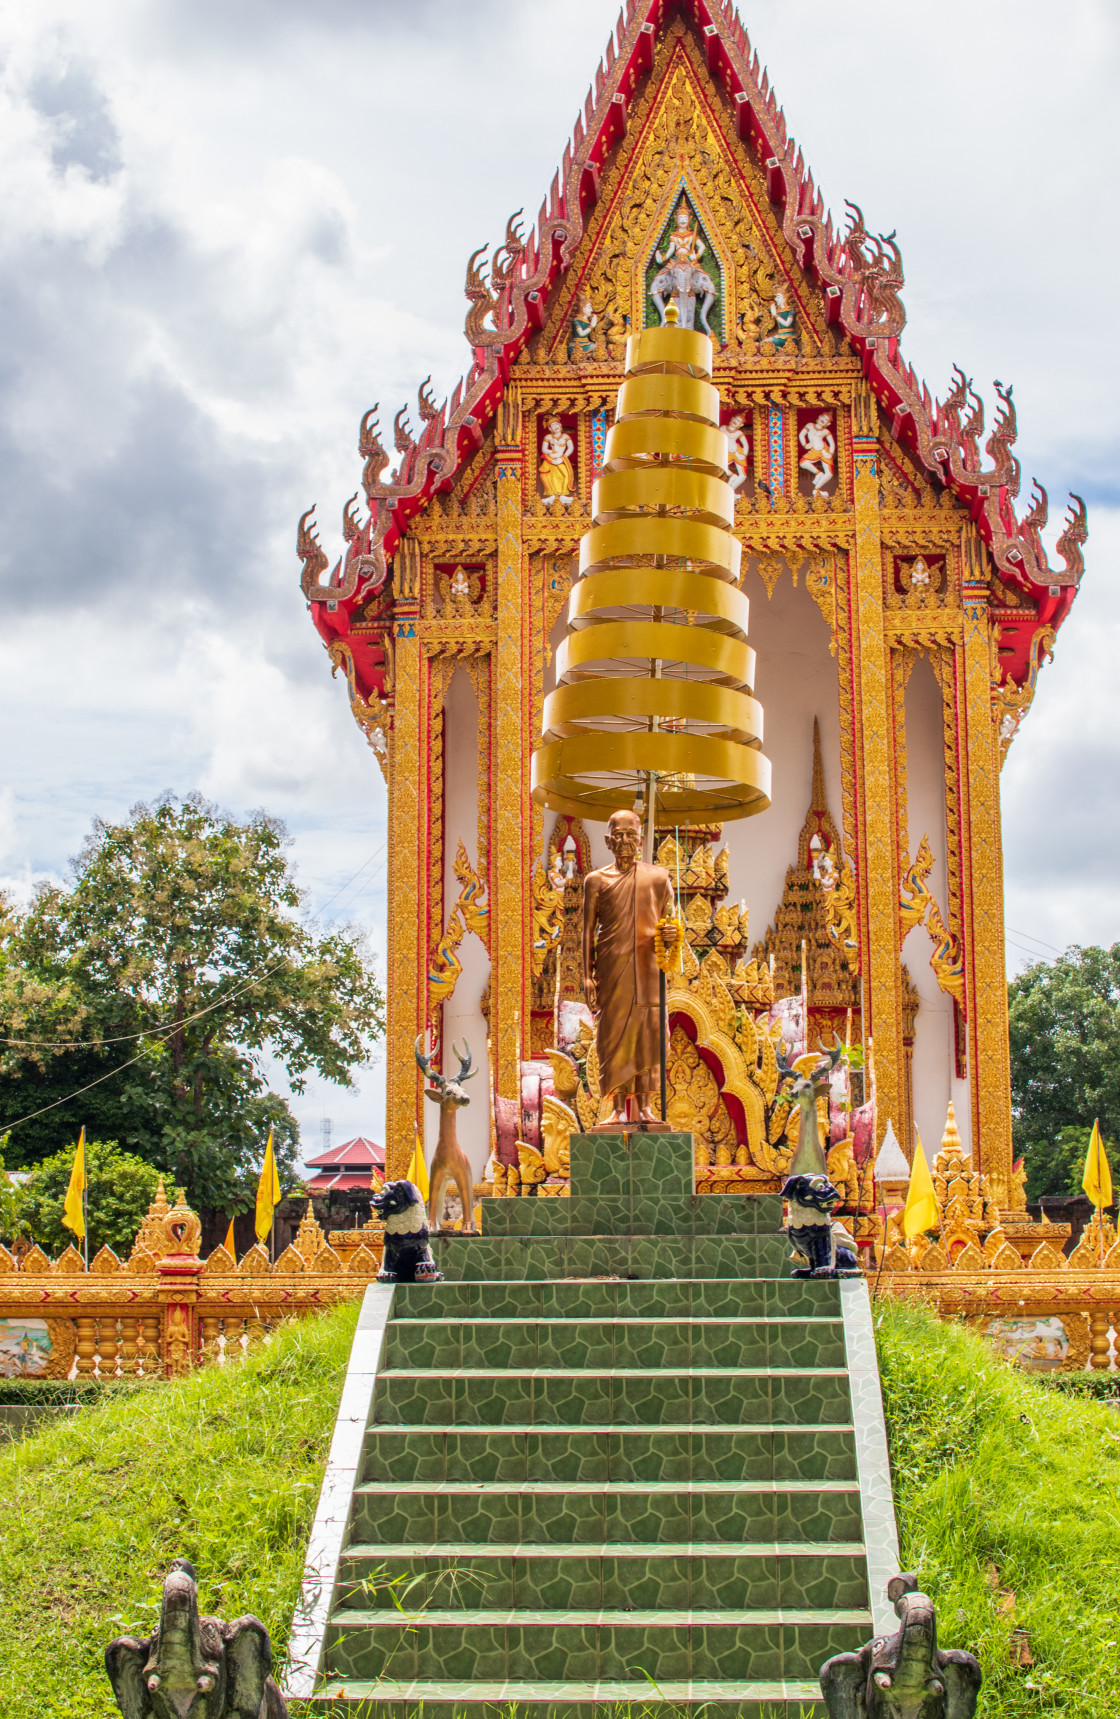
[1089,1308,1112,1371]
[199,1315,222,1362]
[119,1316,140,1376]
[74,1318,97,1376]
[139,1315,163,1376]
[96,1317,119,1380]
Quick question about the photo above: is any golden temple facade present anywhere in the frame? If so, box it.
[298,0,1087,1209]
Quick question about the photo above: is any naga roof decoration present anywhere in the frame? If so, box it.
[298,0,1086,714]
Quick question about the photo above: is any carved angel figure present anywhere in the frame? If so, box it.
[540,418,575,507]
[726,413,751,492]
[798,412,836,493]
[767,288,798,351]
[568,296,598,362]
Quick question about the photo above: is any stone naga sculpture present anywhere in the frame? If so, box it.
[106,1558,288,1719]
[415,1035,477,1233]
[820,1573,982,1719]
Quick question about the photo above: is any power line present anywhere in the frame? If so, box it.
[0,837,388,1052]
[1008,927,1063,954]
[0,837,388,1131]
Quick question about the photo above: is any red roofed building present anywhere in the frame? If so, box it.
[303,1136,385,1193]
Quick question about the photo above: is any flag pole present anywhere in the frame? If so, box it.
[82,1123,88,1271]
[1099,1122,1106,1267]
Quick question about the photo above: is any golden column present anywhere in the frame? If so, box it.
[493,414,528,1103]
[849,384,904,1143]
[958,557,1013,1204]
[533,313,770,825]
[384,617,424,1180]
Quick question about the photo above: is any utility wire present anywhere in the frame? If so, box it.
[0,837,388,1131]
[1007,926,1063,955]
[0,1047,152,1133]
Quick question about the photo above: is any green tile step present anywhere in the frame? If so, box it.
[371,1365,852,1428]
[347,1478,863,1547]
[383,1315,847,1371]
[324,1606,869,1683]
[361,1423,857,1484]
[335,1541,870,1610]
[288,1134,899,1717]
[428,1235,793,1280]
[393,1276,840,1319]
[308,1677,825,1716]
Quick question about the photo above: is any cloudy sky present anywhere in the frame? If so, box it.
[0,0,1115,1150]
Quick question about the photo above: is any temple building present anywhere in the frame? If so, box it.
[298,0,1085,1211]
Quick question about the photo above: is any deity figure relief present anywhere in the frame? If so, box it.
[651,198,717,335]
[798,412,836,493]
[895,554,945,609]
[568,296,598,362]
[539,418,575,507]
[726,413,751,492]
[582,808,678,1124]
[437,564,483,617]
[768,288,798,351]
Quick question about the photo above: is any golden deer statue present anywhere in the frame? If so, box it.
[415,1036,478,1233]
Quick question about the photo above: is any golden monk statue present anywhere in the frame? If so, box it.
[582,808,678,1123]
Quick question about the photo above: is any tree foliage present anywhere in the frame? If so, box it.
[1008,944,1120,1199]
[0,797,384,1211]
[17,1141,161,1259]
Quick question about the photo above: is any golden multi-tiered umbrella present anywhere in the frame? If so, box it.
[531,309,771,828]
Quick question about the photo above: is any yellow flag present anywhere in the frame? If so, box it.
[407,1131,430,1200]
[223,1218,236,1259]
[62,1127,86,1241]
[902,1132,939,1239]
[1082,1120,1113,1209]
[254,1131,282,1242]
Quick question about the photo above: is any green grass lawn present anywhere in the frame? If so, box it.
[877,1297,1120,1716]
[0,1293,1116,1718]
[0,1297,359,1719]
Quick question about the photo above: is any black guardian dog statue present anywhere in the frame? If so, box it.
[820,1572,982,1718]
[781,1172,860,1277]
[106,1558,287,1718]
[371,1178,443,1283]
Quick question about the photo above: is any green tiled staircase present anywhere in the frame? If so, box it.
[292,1131,892,1716]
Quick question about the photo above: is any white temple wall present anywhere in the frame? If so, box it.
[901,655,970,1163]
[722,565,843,947]
[435,666,492,1177]
[542,585,611,875]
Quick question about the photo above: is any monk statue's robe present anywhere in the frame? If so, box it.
[583,858,673,1099]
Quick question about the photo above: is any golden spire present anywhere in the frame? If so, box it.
[940,1101,965,1160]
[811,715,826,812]
[531,315,771,823]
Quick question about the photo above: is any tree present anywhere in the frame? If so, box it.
[17,1140,161,1259]
[1008,944,1120,1199]
[0,796,384,1211]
